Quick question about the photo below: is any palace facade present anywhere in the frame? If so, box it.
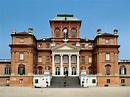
[0,14,130,87]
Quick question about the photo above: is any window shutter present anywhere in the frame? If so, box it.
[18,67,20,74]
[124,67,126,74]
[119,68,121,75]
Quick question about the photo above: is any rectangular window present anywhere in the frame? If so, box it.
[72,56,76,63]
[20,53,24,60]
[92,79,96,83]
[81,56,85,63]
[35,79,38,83]
[106,53,110,60]
[107,79,110,83]
[106,66,110,75]
[6,79,10,84]
[46,56,50,62]
[46,43,50,48]
[82,44,85,48]
[55,55,60,63]
[38,43,42,48]
[121,79,125,84]
[63,55,68,63]
[20,79,23,84]
[89,57,92,63]
[20,38,24,43]
[89,44,92,48]
[38,56,42,62]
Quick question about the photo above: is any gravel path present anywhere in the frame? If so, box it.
[0,86,130,97]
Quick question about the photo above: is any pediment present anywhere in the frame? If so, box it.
[51,43,80,52]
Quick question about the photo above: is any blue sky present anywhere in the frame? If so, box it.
[0,0,130,60]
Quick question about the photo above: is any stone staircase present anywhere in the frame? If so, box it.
[50,76,81,88]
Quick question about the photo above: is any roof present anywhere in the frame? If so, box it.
[37,38,51,42]
[16,32,28,34]
[50,14,81,21]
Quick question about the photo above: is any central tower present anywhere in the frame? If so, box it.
[50,14,82,42]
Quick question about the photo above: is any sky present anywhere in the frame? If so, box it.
[0,0,130,60]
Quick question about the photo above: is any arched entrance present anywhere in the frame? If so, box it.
[55,67,60,75]
[64,67,68,76]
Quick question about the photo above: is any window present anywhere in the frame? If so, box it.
[18,64,25,75]
[92,79,96,83]
[105,65,111,75]
[63,55,68,63]
[6,79,10,84]
[82,44,85,48]
[38,66,43,75]
[20,53,24,60]
[38,43,42,48]
[55,28,60,38]
[72,67,76,75]
[46,56,50,62]
[55,67,60,75]
[121,79,125,84]
[20,38,24,43]
[63,28,68,38]
[106,53,110,60]
[81,56,85,63]
[107,79,110,83]
[46,43,50,48]
[71,55,76,63]
[20,79,23,84]
[120,65,126,75]
[89,44,92,48]
[55,55,60,63]
[89,57,92,63]
[106,39,110,44]
[5,65,11,75]
[38,56,42,62]
[72,28,77,38]
[88,67,93,75]
[35,79,38,83]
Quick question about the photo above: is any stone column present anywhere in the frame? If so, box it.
[77,54,80,76]
[68,54,71,76]
[52,54,55,76]
[60,54,63,75]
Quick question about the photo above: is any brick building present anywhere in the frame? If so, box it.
[0,14,130,87]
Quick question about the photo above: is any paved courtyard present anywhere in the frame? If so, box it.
[0,86,130,97]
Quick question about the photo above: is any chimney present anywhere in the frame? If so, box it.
[28,28,33,34]
[97,29,101,35]
[113,29,118,35]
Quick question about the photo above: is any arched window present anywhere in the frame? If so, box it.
[105,64,111,75]
[55,28,60,38]
[55,67,60,75]
[88,66,93,75]
[63,28,68,38]
[72,67,76,75]
[18,64,25,75]
[71,28,77,38]
[120,65,126,75]
[5,65,11,75]
[37,66,43,75]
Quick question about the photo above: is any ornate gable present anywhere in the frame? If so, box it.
[51,43,80,52]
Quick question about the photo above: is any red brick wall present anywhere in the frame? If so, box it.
[97,76,119,86]
[10,76,33,86]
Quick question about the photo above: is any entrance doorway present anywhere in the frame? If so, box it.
[72,67,76,75]
[64,67,68,76]
[55,67,60,75]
